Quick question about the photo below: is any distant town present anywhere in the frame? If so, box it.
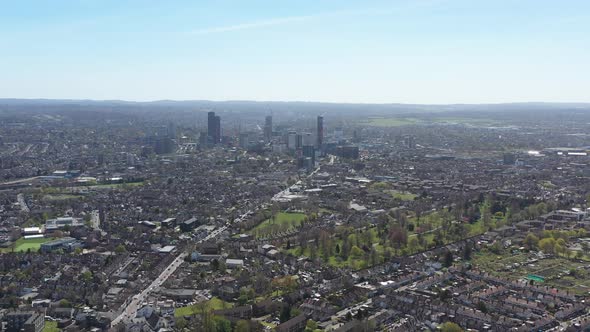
[1,100,590,331]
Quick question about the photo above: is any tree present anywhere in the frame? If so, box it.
[527,205,539,220]
[555,243,566,257]
[388,225,408,251]
[539,238,556,255]
[449,223,468,241]
[443,251,454,268]
[408,236,420,253]
[238,287,255,305]
[271,276,298,294]
[369,247,379,266]
[213,316,231,332]
[59,299,71,307]
[211,259,220,271]
[195,302,214,331]
[309,244,317,260]
[305,320,319,332]
[440,322,463,332]
[524,233,539,250]
[280,305,292,323]
[556,238,567,255]
[462,245,472,261]
[234,320,251,332]
[114,244,126,253]
[417,232,427,248]
[345,311,352,321]
[489,241,503,254]
[81,271,93,282]
[253,273,269,293]
[438,288,451,301]
[340,237,350,260]
[175,317,188,330]
[476,301,488,313]
[350,246,364,259]
[482,209,492,229]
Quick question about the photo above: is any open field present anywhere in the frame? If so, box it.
[1,237,56,253]
[174,297,233,317]
[259,320,278,329]
[43,194,83,201]
[430,117,501,126]
[43,321,59,332]
[88,181,144,189]
[250,212,306,238]
[361,116,503,128]
[361,117,420,127]
[60,181,145,193]
[388,190,417,201]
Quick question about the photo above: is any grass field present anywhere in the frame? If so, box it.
[175,297,233,317]
[43,321,59,332]
[43,194,83,201]
[250,212,307,238]
[1,237,56,253]
[388,190,417,201]
[430,117,501,126]
[361,117,420,127]
[88,181,144,189]
[260,321,278,329]
[361,116,502,128]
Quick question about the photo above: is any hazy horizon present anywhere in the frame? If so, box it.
[2,98,590,107]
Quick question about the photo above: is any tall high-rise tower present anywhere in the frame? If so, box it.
[264,115,273,142]
[317,116,324,148]
[214,115,221,143]
[167,122,176,138]
[207,111,221,144]
[207,112,215,143]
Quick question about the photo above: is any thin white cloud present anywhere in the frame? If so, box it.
[188,1,444,35]
[188,6,408,35]
[190,14,319,35]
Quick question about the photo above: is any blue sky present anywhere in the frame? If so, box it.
[1,0,589,103]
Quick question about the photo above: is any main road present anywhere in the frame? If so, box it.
[111,160,325,327]
[111,223,230,326]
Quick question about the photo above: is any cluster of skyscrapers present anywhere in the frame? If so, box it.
[200,111,356,171]
[290,116,323,172]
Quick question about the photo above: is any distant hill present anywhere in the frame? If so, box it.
[1,99,589,117]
